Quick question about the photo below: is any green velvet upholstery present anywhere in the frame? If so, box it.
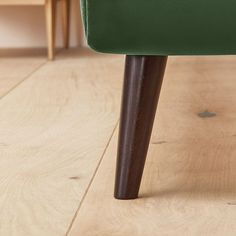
[81,0,236,55]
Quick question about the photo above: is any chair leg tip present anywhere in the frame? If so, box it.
[114,193,138,200]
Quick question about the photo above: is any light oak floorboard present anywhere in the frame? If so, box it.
[0,49,46,98]
[0,48,123,236]
[69,56,236,236]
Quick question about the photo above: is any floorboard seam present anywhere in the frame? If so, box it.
[0,62,47,100]
[0,48,65,101]
[65,120,120,236]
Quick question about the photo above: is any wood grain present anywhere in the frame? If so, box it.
[68,56,236,236]
[0,50,46,98]
[0,49,123,236]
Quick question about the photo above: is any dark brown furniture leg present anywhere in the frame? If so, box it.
[114,55,168,200]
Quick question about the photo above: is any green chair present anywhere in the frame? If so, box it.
[80,0,236,200]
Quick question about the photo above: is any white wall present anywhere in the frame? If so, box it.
[0,0,83,48]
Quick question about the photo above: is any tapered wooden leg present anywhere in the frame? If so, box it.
[61,0,70,49]
[45,0,56,60]
[114,55,168,200]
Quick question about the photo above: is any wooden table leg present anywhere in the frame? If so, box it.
[61,0,70,49]
[45,0,56,60]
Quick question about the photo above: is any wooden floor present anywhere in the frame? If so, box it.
[1,48,236,236]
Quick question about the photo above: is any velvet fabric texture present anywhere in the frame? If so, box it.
[81,0,236,55]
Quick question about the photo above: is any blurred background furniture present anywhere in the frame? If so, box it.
[0,0,70,60]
